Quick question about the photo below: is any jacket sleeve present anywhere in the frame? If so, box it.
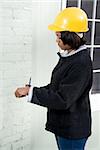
[31,63,91,110]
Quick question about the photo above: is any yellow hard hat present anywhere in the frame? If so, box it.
[48,7,89,32]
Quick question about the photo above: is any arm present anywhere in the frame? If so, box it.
[31,63,91,110]
[28,84,50,102]
[15,84,50,98]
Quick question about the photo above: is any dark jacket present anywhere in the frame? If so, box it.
[31,48,93,139]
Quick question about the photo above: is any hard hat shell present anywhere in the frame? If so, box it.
[48,7,89,32]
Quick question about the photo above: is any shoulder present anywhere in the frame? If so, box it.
[72,50,92,67]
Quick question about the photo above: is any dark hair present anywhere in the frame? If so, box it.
[60,31,86,50]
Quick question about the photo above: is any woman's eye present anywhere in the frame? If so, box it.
[56,32,61,38]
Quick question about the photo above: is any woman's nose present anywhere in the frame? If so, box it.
[56,38,60,43]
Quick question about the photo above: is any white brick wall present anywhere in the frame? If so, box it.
[0,1,33,149]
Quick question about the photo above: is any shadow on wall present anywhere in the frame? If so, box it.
[86,110,100,150]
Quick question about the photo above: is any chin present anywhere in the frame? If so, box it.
[58,46,64,50]
[61,48,66,50]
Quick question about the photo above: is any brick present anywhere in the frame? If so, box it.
[0,1,33,149]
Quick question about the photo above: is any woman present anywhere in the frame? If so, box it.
[15,7,93,150]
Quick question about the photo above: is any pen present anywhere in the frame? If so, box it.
[20,77,31,97]
[26,77,31,87]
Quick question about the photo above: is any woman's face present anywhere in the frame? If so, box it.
[55,32,71,50]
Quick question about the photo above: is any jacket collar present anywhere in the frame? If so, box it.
[57,45,87,58]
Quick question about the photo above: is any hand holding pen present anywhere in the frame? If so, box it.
[15,77,31,98]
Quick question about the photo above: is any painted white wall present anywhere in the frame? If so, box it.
[31,0,61,149]
[85,94,100,150]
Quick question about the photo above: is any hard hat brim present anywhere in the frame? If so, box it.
[48,24,89,32]
[48,24,65,32]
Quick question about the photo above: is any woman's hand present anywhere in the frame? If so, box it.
[15,86,30,98]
